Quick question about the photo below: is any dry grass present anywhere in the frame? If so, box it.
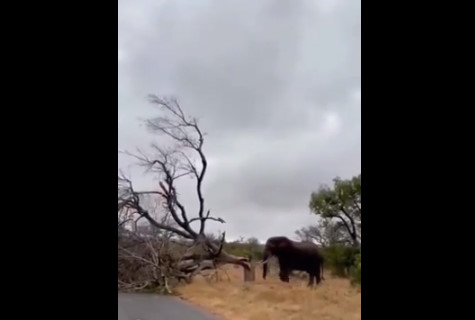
[176,265,361,320]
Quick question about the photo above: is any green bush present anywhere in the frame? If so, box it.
[224,241,263,261]
[350,253,361,285]
[227,246,251,258]
[322,245,360,278]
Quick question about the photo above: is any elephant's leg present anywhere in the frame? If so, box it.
[307,272,315,287]
[315,265,322,285]
[278,260,290,282]
[279,268,290,282]
[279,270,290,282]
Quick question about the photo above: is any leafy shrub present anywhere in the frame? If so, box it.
[322,245,360,278]
[224,241,264,261]
[350,253,361,285]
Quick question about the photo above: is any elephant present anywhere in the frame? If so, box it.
[262,236,325,287]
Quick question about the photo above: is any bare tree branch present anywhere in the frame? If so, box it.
[189,210,225,225]
[118,174,194,239]
[145,95,209,235]
[118,95,251,291]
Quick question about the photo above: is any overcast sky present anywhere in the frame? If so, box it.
[118,0,361,242]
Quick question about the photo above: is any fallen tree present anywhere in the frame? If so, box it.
[118,95,250,291]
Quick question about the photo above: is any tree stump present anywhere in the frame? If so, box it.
[244,255,256,282]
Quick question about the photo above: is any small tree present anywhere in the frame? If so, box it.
[309,174,361,246]
[118,95,250,288]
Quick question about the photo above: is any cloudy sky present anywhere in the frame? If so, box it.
[118,0,361,242]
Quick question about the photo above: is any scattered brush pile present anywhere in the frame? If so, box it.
[118,230,186,293]
[117,228,246,294]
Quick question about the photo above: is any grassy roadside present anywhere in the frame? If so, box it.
[176,265,361,320]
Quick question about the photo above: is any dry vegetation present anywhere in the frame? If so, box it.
[176,265,361,320]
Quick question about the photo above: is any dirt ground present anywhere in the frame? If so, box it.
[176,265,361,320]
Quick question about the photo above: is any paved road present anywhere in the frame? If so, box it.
[118,293,221,320]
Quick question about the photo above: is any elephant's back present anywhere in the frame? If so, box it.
[293,242,322,255]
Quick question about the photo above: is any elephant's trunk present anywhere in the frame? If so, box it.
[262,247,271,279]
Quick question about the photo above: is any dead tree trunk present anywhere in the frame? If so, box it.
[244,263,256,282]
[243,255,256,282]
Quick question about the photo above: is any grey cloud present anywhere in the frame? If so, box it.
[118,0,361,242]
[120,0,306,136]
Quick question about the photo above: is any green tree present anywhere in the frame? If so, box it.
[309,174,361,246]
[295,219,350,247]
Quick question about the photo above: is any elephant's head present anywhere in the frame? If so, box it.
[262,236,293,279]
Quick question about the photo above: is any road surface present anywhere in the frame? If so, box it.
[118,293,221,320]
